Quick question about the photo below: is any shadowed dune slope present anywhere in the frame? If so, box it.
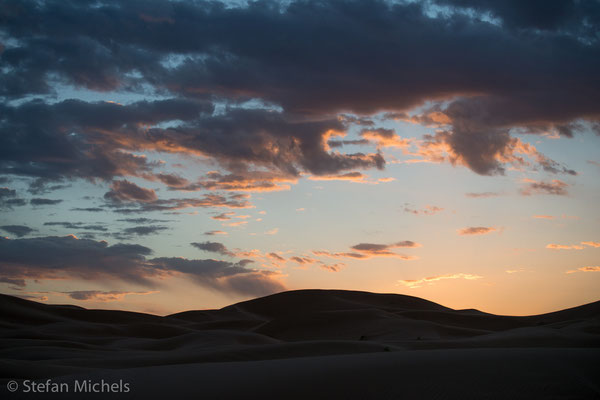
[1,289,599,398]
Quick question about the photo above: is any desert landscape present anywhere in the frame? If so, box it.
[1,289,599,399]
[1,1,600,398]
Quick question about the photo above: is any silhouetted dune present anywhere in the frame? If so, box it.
[1,290,599,399]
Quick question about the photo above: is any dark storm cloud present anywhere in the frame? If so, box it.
[191,241,235,257]
[0,235,285,296]
[1,0,598,180]
[0,225,35,237]
[30,198,63,206]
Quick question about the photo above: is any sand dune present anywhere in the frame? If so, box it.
[1,290,599,399]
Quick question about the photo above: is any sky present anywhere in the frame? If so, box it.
[0,0,599,316]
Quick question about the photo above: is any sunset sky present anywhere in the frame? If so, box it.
[1,0,599,315]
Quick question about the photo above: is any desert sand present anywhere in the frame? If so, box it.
[1,289,599,399]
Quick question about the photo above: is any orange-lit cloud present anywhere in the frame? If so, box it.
[566,266,600,274]
[532,215,555,219]
[308,171,368,183]
[582,241,600,248]
[399,273,483,288]
[457,227,496,236]
[360,128,411,149]
[264,228,279,235]
[378,177,395,183]
[546,244,584,250]
[223,220,248,227]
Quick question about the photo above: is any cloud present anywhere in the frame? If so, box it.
[119,225,169,237]
[110,193,252,213]
[290,256,318,265]
[104,180,158,203]
[0,0,595,199]
[465,192,502,198]
[267,253,286,262]
[212,212,235,221]
[520,179,569,196]
[505,269,525,274]
[224,220,249,227]
[308,171,369,183]
[0,225,36,238]
[547,241,600,250]
[319,263,345,272]
[44,221,108,232]
[63,290,158,302]
[399,273,483,288]
[404,205,443,216]
[0,235,157,286]
[581,241,600,248]
[360,128,411,149]
[204,230,228,236]
[30,198,63,206]
[150,257,285,297]
[314,240,420,261]
[117,218,170,224]
[566,266,600,274]
[0,277,27,288]
[191,241,235,257]
[457,227,496,236]
[264,228,279,235]
[0,188,27,209]
[181,172,296,193]
[532,215,555,220]
[0,235,285,297]
[546,244,584,250]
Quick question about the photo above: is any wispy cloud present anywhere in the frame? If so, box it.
[566,266,600,274]
[314,240,420,261]
[520,179,569,196]
[581,241,600,248]
[547,241,599,250]
[204,230,228,236]
[465,192,502,198]
[399,273,483,288]
[404,204,443,216]
[457,227,496,236]
[546,244,584,250]
[62,290,158,302]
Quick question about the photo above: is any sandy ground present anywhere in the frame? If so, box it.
[1,289,599,399]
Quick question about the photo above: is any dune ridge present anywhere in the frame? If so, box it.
[1,289,599,399]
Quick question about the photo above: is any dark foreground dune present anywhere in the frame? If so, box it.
[1,290,599,399]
